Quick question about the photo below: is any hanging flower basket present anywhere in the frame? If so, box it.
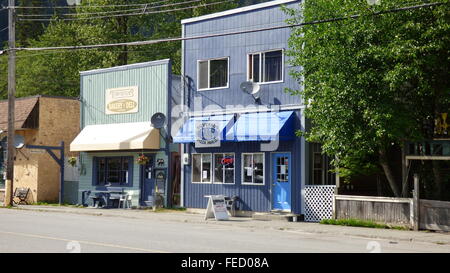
[136,154,149,165]
[68,156,77,167]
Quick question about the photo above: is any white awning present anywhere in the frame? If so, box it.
[70,122,160,152]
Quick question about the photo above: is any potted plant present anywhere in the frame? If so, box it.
[136,154,149,165]
[68,156,77,167]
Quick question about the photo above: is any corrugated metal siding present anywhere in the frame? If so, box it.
[81,61,170,127]
[183,2,302,109]
[183,111,303,214]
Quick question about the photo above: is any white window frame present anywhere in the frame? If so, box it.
[241,153,265,186]
[247,49,284,85]
[197,57,230,91]
[191,153,213,184]
[212,153,236,185]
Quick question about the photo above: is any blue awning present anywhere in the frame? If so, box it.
[173,114,235,143]
[226,111,296,142]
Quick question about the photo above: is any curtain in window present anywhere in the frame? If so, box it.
[252,54,260,82]
[264,50,282,82]
[209,59,228,88]
[198,61,209,89]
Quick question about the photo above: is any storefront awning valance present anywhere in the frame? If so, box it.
[70,122,160,152]
[226,111,295,142]
[173,114,235,143]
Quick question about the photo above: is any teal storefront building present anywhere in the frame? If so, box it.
[69,60,181,207]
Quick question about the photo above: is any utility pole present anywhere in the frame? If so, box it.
[5,0,16,206]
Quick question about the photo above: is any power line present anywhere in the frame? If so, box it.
[18,0,234,21]
[0,27,7,33]
[12,2,447,52]
[18,7,145,17]
[17,0,205,18]
[13,0,176,9]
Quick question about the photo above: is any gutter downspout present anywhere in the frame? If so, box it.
[180,23,186,208]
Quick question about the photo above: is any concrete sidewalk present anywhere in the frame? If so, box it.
[8,205,450,247]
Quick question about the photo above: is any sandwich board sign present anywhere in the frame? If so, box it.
[204,195,229,221]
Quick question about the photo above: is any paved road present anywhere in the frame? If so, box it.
[0,209,448,253]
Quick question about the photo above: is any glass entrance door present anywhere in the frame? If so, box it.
[272,153,291,211]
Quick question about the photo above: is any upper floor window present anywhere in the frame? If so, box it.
[248,50,283,83]
[198,57,229,90]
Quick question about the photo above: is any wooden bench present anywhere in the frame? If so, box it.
[13,187,30,205]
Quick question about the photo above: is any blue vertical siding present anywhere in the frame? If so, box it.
[183,111,303,214]
[183,2,302,110]
[181,1,304,214]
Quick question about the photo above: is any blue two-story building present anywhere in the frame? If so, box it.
[173,0,315,216]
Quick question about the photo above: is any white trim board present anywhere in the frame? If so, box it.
[181,0,299,24]
[186,104,305,117]
[334,195,412,204]
[80,59,170,76]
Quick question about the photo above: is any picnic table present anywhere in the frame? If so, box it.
[82,187,125,208]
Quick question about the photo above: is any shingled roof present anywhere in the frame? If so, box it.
[0,97,39,131]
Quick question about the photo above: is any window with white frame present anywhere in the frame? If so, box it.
[248,50,283,83]
[192,154,212,183]
[198,58,229,90]
[213,153,235,184]
[242,153,265,185]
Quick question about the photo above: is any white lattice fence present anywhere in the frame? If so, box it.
[305,185,336,222]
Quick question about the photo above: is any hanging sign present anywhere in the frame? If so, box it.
[195,121,221,148]
[204,195,229,221]
[105,86,139,115]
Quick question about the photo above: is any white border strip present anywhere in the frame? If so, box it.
[181,0,299,24]
[335,194,412,204]
[187,104,305,117]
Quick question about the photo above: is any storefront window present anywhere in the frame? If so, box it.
[192,154,212,183]
[242,153,265,185]
[309,143,336,185]
[214,153,235,184]
[95,157,131,185]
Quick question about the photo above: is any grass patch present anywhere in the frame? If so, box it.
[320,218,409,230]
[153,207,187,213]
[32,202,85,208]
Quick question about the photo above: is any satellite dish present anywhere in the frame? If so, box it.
[240,81,261,101]
[14,135,25,149]
[151,112,167,129]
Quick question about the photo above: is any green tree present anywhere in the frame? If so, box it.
[285,0,450,197]
[10,0,238,98]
